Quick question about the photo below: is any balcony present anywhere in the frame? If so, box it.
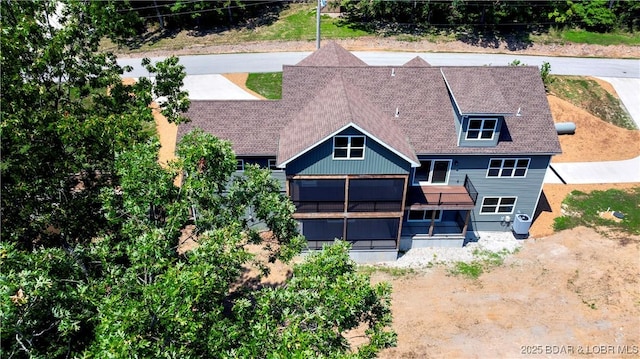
[405,175,477,210]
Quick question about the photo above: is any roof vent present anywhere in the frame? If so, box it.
[395,107,400,117]
[391,68,395,77]
[516,107,522,117]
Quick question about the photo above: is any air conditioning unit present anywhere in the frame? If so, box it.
[512,214,532,239]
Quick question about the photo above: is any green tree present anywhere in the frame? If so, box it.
[548,0,617,31]
[540,61,554,92]
[1,0,188,251]
[88,131,393,357]
[2,2,396,358]
[1,1,188,357]
[231,241,396,358]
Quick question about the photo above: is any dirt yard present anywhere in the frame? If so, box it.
[114,37,640,59]
[376,226,639,358]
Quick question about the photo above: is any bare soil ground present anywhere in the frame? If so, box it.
[376,226,639,359]
[148,43,639,358]
[114,38,640,59]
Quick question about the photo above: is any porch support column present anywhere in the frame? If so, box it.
[396,175,409,250]
[342,177,349,240]
[428,210,436,237]
[461,210,471,237]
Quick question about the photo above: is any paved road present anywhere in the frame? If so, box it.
[119,52,640,78]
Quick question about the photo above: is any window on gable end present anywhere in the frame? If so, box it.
[333,135,365,159]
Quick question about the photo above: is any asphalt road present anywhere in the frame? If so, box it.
[119,52,640,78]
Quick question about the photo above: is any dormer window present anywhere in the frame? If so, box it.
[466,118,497,140]
[333,136,365,159]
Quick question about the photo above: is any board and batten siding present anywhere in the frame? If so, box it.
[285,128,412,175]
[410,154,551,231]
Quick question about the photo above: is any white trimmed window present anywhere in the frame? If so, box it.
[480,197,516,214]
[333,136,365,159]
[268,159,279,170]
[236,159,244,171]
[466,118,498,140]
[487,158,530,178]
[413,160,451,185]
[407,209,442,222]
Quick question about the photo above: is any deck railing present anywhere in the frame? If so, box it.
[293,201,344,213]
[294,200,403,213]
[347,200,402,212]
[463,175,478,205]
[409,175,478,207]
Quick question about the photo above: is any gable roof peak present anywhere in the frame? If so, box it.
[277,74,418,167]
[403,56,431,67]
[295,41,368,67]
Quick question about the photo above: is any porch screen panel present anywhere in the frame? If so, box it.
[300,219,345,250]
[346,218,399,249]
[289,179,345,212]
[347,178,404,212]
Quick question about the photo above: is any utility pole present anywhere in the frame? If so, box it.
[316,0,322,49]
[316,0,326,49]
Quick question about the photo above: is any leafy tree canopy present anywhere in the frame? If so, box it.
[1,1,396,358]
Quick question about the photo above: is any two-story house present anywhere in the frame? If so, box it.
[179,42,561,261]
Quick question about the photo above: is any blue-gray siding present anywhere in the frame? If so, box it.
[285,128,412,175]
[408,154,551,232]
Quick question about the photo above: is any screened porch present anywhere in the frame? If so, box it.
[300,217,400,250]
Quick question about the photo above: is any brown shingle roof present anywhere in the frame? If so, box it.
[441,67,515,114]
[403,56,431,67]
[277,74,419,167]
[281,65,461,154]
[181,43,561,161]
[295,41,367,67]
[179,101,292,156]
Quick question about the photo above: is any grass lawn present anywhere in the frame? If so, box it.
[554,188,640,235]
[102,4,369,53]
[256,5,369,41]
[449,249,513,279]
[560,29,640,46]
[245,72,282,100]
[103,4,640,54]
